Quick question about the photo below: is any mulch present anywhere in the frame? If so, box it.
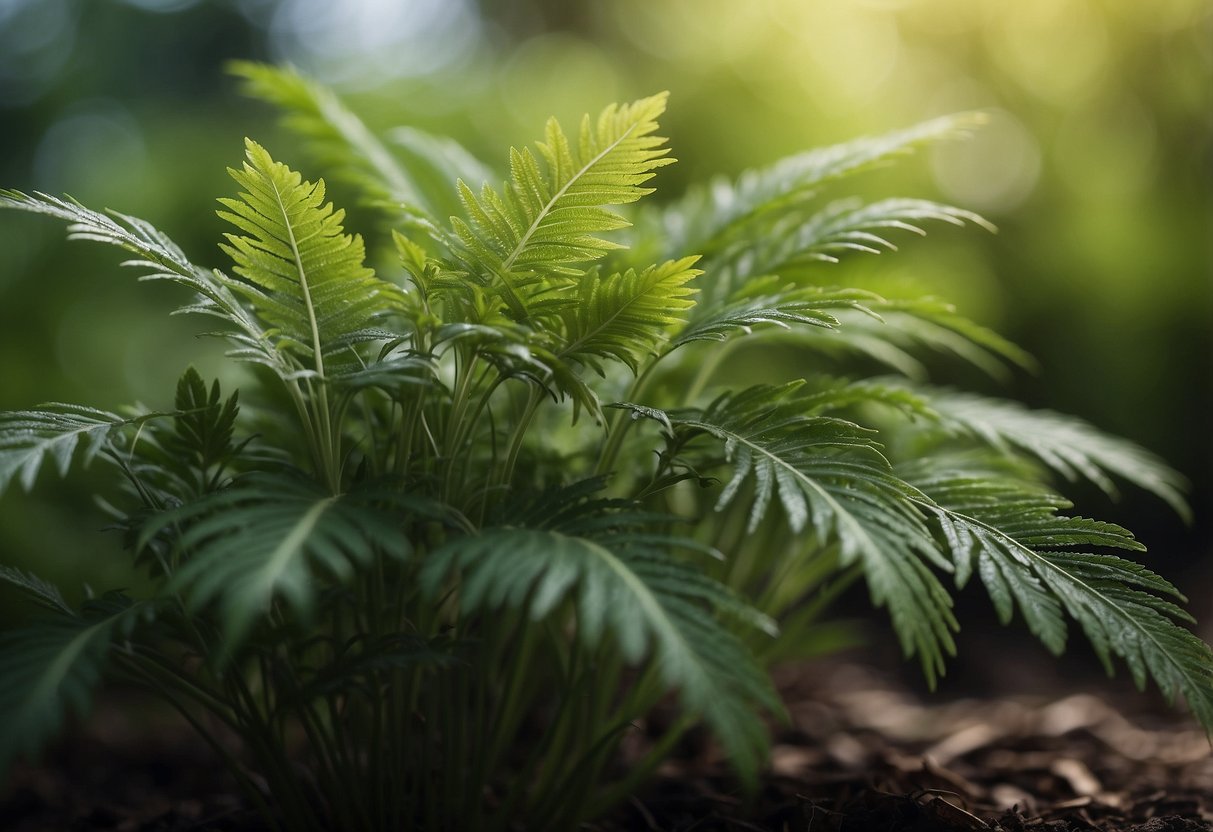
[603,662,1213,831]
[3,660,1210,831]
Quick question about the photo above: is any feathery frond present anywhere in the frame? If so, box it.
[232,61,498,226]
[452,94,673,316]
[906,469,1213,730]
[561,256,700,372]
[218,139,408,371]
[922,388,1189,516]
[669,286,879,349]
[0,566,73,615]
[0,405,174,497]
[0,594,148,775]
[421,491,778,782]
[141,474,417,650]
[702,198,992,307]
[663,384,958,682]
[644,112,985,259]
[0,190,271,362]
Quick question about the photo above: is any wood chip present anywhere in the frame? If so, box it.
[1050,758,1102,797]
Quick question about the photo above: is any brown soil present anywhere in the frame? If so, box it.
[3,660,1210,831]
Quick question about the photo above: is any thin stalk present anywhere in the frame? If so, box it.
[496,385,543,488]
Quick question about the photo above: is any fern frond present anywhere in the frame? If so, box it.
[921,388,1189,517]
[0,594,148,775]
[421,495,778,782]
[233,61,498,227]
[0,566,73,615]
[0,405,175,497]
[665,383,958,682]
[218,139,408,371]
[141,475,419,650]
[561,256,700,373]
[781,301,1034,380]
[703,198,992,307]
[0,190,272,362]
[646,112,984,259]
[452,94,673,316]
[669,286,879,349]
[906,470,1213,730]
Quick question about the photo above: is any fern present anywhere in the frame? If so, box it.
[0,565,73,615]
[642,112,985,260]
[0,405,174,495]
[231,61,494,222]
[669,285,879,349]
[0,594,149,773]
[139,474,418,650]
[0,75,1206,831]
[421,490,778,780]
[452,93,673,317]
[0,191,272,365]
[920,387,1189,516]
[906,468,1213,727]
[705,198,992,305]
[660,384,959,682]
[561,256,700,372]
[218,139,407,371]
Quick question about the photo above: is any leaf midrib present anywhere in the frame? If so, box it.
[266,171,325,377]
[500,122,642,273]
[920,497,1208,701]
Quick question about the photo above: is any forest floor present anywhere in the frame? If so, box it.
[4,655,1210,831]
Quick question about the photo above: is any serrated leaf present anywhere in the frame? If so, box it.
[421,492,777,784]
[0,405,175,497]
[670,383,958,683]
[453,93,674,317]
[218,139,408,372]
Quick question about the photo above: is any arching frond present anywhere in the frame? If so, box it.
[0,594,149,776]
[231,61,432,217]
[233,61,497,227]
[701,198,992,308]
[141,475,423,651]
[421,495,778,783]
[218,139,408,371]
[452,94,673,317]
[664,384,958,682]
[906,469,1213,731]
[0,405,174,497]
[921,388,1189,517]
[644,112,985,259]
[561,256,700,373]
[669,286,879,349]
[777,301,1033,380]
[0,566,73,615]
[0,190,271,363]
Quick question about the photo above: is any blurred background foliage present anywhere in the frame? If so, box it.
[0,0,1209,641]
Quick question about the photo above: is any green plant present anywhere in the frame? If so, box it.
[0,63,1208,830]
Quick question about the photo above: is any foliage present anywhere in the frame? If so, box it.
[0,64,1207,831]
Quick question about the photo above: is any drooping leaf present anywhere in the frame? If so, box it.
[919,387,1189,517]
[0,594,149,776]
[421,492,778,783]
[906,468,1213,731]
[666,383,958,682]
[0,566,72,615]
[643,112,985,261]
[0,190,271,363]
[0,405,174,497]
